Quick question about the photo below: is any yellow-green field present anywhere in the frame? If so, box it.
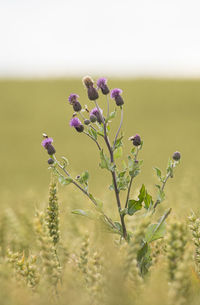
[0,79,200,207]
[0,78,200,305]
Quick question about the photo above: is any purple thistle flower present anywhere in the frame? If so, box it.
[90,107,103,117]
[110,88,124,106]
[68,94,82,111]
[70,117,84,132]
[42,137,53,148]
[97,77,110,95]
[110,88,123,99]
[129,134,141,146]
[97,78,107,88]
[42,137,56,155]
[68,93,79,104]
[70,117,82,127]
[90,107,103,123]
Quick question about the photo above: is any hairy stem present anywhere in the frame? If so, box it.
[94,101,127,240]
[125,177,133,209]
[153,164,174,209]
[125,147,139,209]
[106,95,110,120]
[113,107,123,150]
[83,131,101,150]
[54,157,117,230]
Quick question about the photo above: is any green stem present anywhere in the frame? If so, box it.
[106,95,110,120]
[94,101,127,240]
[153,164,175,209]
[125,147,139,209]
[83,131,101,150]
[53,157,117,231]
[113,107,123,150]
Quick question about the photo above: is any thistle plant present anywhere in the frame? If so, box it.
[41,76,181,277]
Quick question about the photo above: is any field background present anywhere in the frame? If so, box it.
[0,78,199,215]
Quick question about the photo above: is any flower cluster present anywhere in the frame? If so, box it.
[66,76,124,133]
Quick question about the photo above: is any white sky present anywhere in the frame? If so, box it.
[1,0,200,77]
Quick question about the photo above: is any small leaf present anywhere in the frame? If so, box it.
[131,147,136,155]
[58,176,73,185]
[138,184,146,202]
[128,157,143,178]
[88,128,97,140]
[77,171,89,184]
[128,199,142,215]
[114,146,123,159]
[114,135,123,149]
[114,221,122,233]
[108,110,116,121]
[144,192,153,209]
[145,223,166,243]
[154,167,162,179]
[157,188,165,203]
[71,209,93,218]
[145,209,171,243]
[99,150,115,171]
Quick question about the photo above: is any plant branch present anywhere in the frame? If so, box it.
[153,164,174,209]
[53,157,118,231]
[83,131,101,151]
[125,147,139,209]
[94,101,127,240]
[106,95,110,120]
[113,107,123,150]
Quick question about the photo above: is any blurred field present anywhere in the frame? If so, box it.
[0,78,200,210]
[0,78,200,305]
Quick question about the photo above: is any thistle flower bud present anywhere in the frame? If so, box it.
[68,93,79,104]
[97,78,110,95]
[42,137,53,149]
[70,117,84,133]
[90,107,103,124]
[82,76,99,100]
[111,88,124,106]
[90,114,97,123]
[84,119,90,125]
[129,134,141,146]
[42,137,56,155]
[87,86,99,101]
[73,101,82,112]
[48,158,54,165]
[68,94,82,112]
[82,76,94,89]
[47,144,56,155]
[173,151,181,161]
[75,125,84,133]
